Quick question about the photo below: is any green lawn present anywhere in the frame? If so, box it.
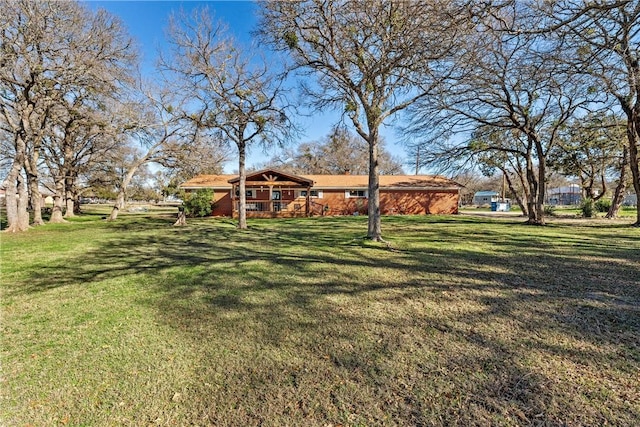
[1,213,639,426]
[459,205,638,218]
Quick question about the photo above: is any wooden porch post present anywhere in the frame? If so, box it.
[231,184,237,218]
[305,185,311,217]
[268,185,273,212]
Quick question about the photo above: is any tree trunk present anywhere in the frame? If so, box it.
[606,146,628,219]
[108,164,140,221]
[502,168,527,216]
[108,191,126,221]
[516,164,531,217]
[24,148,44,225]
[64,173,76,218]
[2,138,30,232]
[237,141,247,230]
[593,172,606,202]
[3,162,30,232]
[629,116,640,226]
[367,132,382,241]
[535,182,545,225]
[49,176,67,223]
[524,146,543,225]
[607,182,626,219]
[173,210,186,226]
[26,168,44,226]
[74,195,81,215]
[16,173,30,231]
[535,152,547,225]
[64,193,76,217]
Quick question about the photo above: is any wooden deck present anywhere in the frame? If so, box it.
[232,199,311,218]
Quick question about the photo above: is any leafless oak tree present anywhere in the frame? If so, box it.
[258,0,464,240]
[264,126,404,175]
[43,96,122,223]
[482,1,640,223]
[106,84,194,221]
[163,8,295,229]
[539,1,640,225]
[0,0,135,231]
[549,113,626,205]
[408,6,600,225]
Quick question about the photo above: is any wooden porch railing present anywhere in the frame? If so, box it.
[234,199,307,214]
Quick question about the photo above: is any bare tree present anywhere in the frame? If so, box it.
[43,97,121,223]
[409,6,599,225]
[549,113,626,203]
[486,1,640,223]
[163,134,231,183]
[474,129,532,216]
[540,1,640,225]
[163,8,295,229]
[264,126,404,175]
[106,84,195,221]
[258,0,464,240]
[0,0,135,231]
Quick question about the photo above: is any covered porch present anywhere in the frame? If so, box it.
[228,169,315,218]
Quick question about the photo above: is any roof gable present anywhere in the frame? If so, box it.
[228,168,314,186]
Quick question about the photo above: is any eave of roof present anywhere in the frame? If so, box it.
[180,171,462,190]
[306,174,461,189]
[180,175,235,189]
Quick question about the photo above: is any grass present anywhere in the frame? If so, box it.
[1,213,639,426]
[460,205,638,218]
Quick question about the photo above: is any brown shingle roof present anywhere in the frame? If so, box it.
[306,174,460,189]
[181,174,235,189]
[181,170,461,190]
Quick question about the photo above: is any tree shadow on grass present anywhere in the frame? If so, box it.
[10,215,640,425]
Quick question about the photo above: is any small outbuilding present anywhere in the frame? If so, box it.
[473,191,500,206]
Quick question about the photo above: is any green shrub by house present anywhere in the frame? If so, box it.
[183,189,215,217]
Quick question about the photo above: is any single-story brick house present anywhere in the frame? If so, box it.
[180,169,461,218]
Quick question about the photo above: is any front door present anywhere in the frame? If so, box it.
[272,191,281,211]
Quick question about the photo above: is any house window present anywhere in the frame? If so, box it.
[346,190,367,198]
[300,190,323,198]
[235,190,254,198]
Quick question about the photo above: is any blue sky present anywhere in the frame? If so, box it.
[84,1,410,173]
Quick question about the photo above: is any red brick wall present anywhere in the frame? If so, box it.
[381,190,459,214]
[194,188,459,217]
[318,190,362,216]
[318,189,459,216]
[212,191,232,216]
